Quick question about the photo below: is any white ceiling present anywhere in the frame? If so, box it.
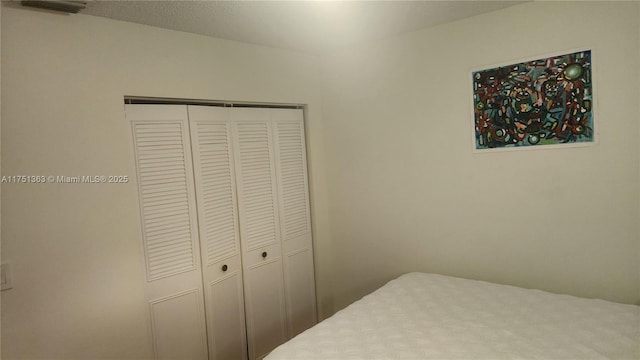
[81,0,528,55]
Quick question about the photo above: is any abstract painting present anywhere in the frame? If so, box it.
[472,50,594,151]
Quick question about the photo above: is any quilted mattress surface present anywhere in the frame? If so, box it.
[267,272,639,360]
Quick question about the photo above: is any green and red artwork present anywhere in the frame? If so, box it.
[473,50,594,150]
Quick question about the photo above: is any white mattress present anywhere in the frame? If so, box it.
[267,272,639,360]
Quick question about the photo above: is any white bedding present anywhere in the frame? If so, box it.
[267,272,639,360]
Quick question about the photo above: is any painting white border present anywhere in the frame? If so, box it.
[470,47,599,154]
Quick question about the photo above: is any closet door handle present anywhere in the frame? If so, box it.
[262,251,267,258]
[221,264,228,272]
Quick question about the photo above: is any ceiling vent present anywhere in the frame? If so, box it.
[21,1,88,13]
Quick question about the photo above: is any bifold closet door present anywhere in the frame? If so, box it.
[271,110,318,338]
[230,108,288,360]
[128,104,317,360]
[188,106,248,360]
[127,105,208,360]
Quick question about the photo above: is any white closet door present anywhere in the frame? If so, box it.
[231,108,288,360]
[271,109,318,338]
[188,106,247,360]
[127,104,208,360]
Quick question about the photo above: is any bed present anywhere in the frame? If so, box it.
[266,272,639,359]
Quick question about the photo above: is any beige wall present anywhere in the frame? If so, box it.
[0,2,3,358]
[3,1,640,359]
[321,1,640,309]
[1,5,332,359]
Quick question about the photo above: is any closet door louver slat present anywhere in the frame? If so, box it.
[274,121,310,241]
[133,121,197,280]
[190,119,241,265]
[235,121,279,251]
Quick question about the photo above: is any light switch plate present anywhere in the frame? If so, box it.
[1,263,12,291]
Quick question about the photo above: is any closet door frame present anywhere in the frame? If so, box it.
[127,102,317,360]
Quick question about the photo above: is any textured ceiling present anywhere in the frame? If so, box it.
[81,0,528,55]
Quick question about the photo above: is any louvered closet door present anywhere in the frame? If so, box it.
[231,108,287,360]
[271,109,318,339]
[127,105,208,360]
[187,106,247,360]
